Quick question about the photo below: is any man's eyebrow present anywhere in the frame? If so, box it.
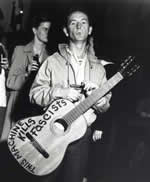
[69,18,88,22]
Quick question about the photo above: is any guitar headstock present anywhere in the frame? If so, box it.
[119,56,140,78]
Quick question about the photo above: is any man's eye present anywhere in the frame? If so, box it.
[70,22,76,25]
[82,21,87,24]
[43,28,48,31]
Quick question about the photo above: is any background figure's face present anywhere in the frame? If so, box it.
[33,21,51,43]
[66,11,92,42]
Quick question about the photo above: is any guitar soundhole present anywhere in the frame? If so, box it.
[53,119,68,135]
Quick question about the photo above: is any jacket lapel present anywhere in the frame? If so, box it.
[41,49,48,63]
[24,42,34,65]
[84,59,90,82]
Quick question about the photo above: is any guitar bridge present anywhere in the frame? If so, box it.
[26,132,49,159]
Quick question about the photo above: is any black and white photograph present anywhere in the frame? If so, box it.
[0,0,150,182]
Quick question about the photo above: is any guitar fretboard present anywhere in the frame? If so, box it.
[63,72,123,125]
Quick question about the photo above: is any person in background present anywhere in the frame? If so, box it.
[29,8,112,182]
[0,7,9,138]
[0,43,9,138]
[1,13,51,141]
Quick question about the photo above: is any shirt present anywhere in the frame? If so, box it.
[0,69,6,107]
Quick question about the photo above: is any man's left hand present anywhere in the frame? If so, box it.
[96,97,107,108]
[1,57,9,70]
[92,130,103,142]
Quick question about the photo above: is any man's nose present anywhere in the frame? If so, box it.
[76,22,81,29]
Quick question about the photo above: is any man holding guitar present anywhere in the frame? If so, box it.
[29,8,111,182]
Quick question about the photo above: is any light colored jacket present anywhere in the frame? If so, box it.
[1,41,49,140]
[30,44,111,125]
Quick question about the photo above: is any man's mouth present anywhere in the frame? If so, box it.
[76,31,82,35]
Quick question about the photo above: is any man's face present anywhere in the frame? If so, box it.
[66,11,92,42]
[33,22,51,43]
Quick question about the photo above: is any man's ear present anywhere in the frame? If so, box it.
[32,28,36,35]
[88,26,93,35]
[63,27,69,37]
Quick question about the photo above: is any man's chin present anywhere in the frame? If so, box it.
[74,38,87,42]
[43,39,48,43]
[74,35,88,41]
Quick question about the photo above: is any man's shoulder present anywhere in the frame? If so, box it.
[90,57,105,68]
[90,57,113,77]
[46,52,59,60]
[14,45,24,51]
[46,51,66,63]
[11,46,25,58]
[14,41,33,52]
[91,57,114,68]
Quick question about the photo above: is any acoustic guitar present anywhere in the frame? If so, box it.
[7,56,139,176]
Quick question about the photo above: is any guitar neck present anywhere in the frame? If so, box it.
[63,72,123,124]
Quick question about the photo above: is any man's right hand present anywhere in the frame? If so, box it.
[53,87,82,102]
[27,61,40,73]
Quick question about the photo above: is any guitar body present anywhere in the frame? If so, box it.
[8,98,87,176]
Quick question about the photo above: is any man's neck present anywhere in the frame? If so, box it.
[69,41,87,59]
[33,38,45,55]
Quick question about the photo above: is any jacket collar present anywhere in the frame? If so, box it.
[58,44,69,60]
[58,43,98,66]
[23,41,34,53]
